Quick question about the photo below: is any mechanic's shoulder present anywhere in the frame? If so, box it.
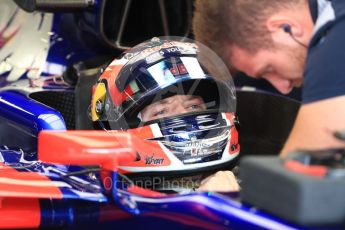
[309,0,345,48]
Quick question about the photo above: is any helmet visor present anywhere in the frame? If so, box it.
[111,56,236,124]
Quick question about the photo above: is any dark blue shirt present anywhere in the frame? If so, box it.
[303,0,345,103]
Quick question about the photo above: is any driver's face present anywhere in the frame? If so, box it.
[141,95,206,122]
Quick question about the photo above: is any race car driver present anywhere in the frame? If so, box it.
[91,38,240,192]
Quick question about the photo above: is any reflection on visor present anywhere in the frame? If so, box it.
[180,57,206,79]
[116,57,210,118]
[122,57,207,99]
[147,57,206,84]
[147,61,176,85]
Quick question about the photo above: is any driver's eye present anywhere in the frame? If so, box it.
[153,109,167,117]
[188,104,202,110]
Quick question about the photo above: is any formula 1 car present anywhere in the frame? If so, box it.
[1,1,344,229]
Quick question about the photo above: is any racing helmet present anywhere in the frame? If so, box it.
[91,37,239,176]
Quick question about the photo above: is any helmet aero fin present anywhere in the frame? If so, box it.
[91,82,107,121]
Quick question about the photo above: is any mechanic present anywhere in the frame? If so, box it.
[193,0,345,157]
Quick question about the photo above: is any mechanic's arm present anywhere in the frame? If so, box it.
[280,95,345,157]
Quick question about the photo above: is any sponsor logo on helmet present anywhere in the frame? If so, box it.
[145,154,165,165]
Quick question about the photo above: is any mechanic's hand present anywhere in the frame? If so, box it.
[197,171,240,192]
